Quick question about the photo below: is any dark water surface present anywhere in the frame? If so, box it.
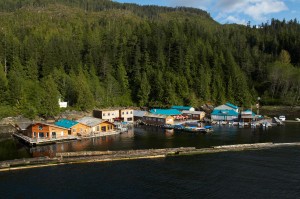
[2,123,300,159]
[1,147,300,198]
[1,123,300,198]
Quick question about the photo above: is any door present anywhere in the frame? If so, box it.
[52,132,56,139]
[101,126,106,132]
[38,132,44,138]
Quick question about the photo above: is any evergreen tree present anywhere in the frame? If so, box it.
[137,72,151,106]
[0,0,299,118]
[40,75,60,117]
[0,63,8,104]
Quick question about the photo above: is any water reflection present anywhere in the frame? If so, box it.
[3,123,300,160]
[30,129,135,157]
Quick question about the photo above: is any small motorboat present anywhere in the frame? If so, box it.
[279,115,286,121]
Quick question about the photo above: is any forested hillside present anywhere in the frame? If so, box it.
[0,0,299,118]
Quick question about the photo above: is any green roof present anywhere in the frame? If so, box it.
[55,119,78,128]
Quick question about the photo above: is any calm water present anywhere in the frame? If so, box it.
[1,123,300,198]
[2,123,300,160]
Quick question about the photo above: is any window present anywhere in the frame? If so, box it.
[103,113,106,116]
[108,113,110,116]
[97,126,100,131]
[126,112,128,114]
[73,128,76,132]
[130,111,132,114]
[33,132,36,137]
[127,118,132,121]
[122,112,124,115]
[38,125,43,130]
[46,133,49,137]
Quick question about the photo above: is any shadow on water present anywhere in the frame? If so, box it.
[0,139,31,161]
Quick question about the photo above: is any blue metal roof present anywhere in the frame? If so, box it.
[171,106,192,110]
[150,109,182,115]
[244,110,256,116]
[225,102,238,109]
[211,109,239,116]
[55,119,79,128]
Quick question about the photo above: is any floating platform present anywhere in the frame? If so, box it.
[13,133,79,146]
[13,131,123,147]
[2,142,300,171]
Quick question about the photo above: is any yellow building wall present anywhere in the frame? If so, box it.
[99,122,115,132]
[70,123,90,136]
[165,116,174,125]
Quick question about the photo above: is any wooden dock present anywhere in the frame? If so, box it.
[13,133,79,146]
[13,131,123,147]
[2,142,300,171]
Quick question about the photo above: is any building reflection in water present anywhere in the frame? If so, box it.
[165,129,174,137]
[30,129,135,157]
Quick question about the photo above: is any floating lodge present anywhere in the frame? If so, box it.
[134,102,280,132]
[13,103,281,146]
[14,108,134,146]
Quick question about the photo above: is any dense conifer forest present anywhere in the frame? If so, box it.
[0,0,299,118]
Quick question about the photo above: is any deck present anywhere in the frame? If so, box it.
[13,133,79,146]
[13,130,123,146]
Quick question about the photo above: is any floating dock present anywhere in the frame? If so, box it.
[13,131,123,147]
[2,142,300,171]
[13,133,78,146]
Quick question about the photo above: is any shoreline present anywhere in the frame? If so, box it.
[1,142,300,172]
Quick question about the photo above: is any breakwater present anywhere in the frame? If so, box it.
[1,142,300,172]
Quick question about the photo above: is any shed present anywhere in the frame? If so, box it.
[241,110,256,122]
[142,113,174,126]
[182,110,206,121]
